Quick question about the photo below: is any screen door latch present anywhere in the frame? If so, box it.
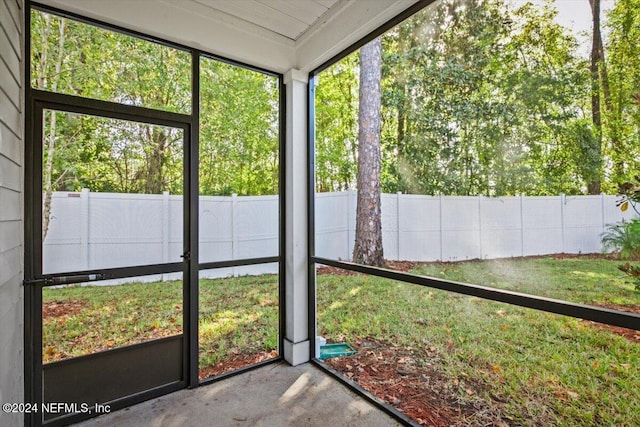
[180,251,191,261]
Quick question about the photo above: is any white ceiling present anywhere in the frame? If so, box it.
[191,0,340,41]
[37,0,423,73]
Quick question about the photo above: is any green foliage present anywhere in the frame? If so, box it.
[199,58,279,196]
[618,262,640,291]
[601,219,640,260]
[316,0,640,197]
[604,0,640,185]
[30,2,640,198]
[31,10,191,113]
[315,54,359,192]
[611,177,640,289]
[32,10,279,198]
[617,176,640,214]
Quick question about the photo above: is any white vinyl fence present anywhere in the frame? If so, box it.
[44,190,279,280]
[44,190,636,281]
[316,191,635,261]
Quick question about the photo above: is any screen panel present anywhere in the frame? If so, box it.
[31,9,191,114]
[198,265,279,381]
[41,110,185,274]
[198,57,279,264]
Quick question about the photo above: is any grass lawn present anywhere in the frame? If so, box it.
[42,274,280,375]
[318,257,640,426]
[42,257,639,425]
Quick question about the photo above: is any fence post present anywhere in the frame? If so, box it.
[439,194,444,261]
[347,190,355,259]
[232,193,239,277]
[601,193,606,234]
[80,188,90,270]
[162,191,170,280]
[345,192,350,259]
[520,194,525,257]
[478,195,483,259]
[560,194,566,253]
[396,192,401,261]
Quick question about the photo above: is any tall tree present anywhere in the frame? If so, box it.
[588,0,605,194]
[353,37,384,267]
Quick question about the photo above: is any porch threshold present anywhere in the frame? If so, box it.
[72,362,401,427]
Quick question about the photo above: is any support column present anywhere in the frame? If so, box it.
[283,69,309,365]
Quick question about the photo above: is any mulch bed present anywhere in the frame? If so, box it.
[324,338,508,427]
[199,350,278,380]
[43,300,87,318]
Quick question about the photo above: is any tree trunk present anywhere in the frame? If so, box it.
[353,38,385,267]
[592,2,622,181]
[588,0,603,194]
[42,19,66,240]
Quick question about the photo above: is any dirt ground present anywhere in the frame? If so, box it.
[199,351,278,380]
[324,338,510,427]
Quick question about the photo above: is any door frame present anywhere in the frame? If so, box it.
[24,4,286,426]
[25,90,196,427]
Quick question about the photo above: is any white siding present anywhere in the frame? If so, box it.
[0,0,23,425]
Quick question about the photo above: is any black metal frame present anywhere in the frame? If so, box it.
[314,258,640,330]
[24,3,285,426]
[306,0,640,423]
[42,336,185,427]
[28,91,193,427]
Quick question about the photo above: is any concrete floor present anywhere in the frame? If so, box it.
[74,362,401,427]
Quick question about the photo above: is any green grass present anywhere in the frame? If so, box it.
[412,257,639,305]
[43,258,640,425]
[317,257,640,426]
[42,275,279,369]
[43,280,184,361]
[198,275,279,367]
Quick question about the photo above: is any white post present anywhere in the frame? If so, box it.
[347,189,355,259]
[396,192,401,261]
[284,69,309,365]
[520,194,525,257]
[601,193,606,234]
[81,188,90,270]
[231,193,239,277]
[560,194,566,253]
[478,195,483,259]
[162,191,170,281]
[439,194,444,261]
